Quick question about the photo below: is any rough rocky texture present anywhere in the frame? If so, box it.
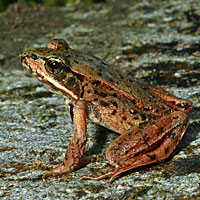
[0,0,199,199]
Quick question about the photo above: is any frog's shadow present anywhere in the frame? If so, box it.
[85,125,118,157]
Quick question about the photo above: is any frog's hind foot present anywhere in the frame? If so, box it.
[81,166,134,182]
[80,168,118,182]
[42,164,69,179]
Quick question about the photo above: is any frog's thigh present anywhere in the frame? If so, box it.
[106,111,188,169]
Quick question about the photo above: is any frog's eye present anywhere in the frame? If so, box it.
[45,58,65,75]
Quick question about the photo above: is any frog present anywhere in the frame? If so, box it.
[21,39,192,182]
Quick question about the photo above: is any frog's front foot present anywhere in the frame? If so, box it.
[42,157,91,179]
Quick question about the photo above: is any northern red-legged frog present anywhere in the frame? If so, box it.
[21,39,192,181]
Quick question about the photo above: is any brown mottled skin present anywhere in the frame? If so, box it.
[21,39,192,181]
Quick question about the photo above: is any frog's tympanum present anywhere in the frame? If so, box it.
[21,39,192,181]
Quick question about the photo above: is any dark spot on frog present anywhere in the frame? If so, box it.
[127,121,134,127]
[177,103,185,108]
[133,116,139,120]
[80,86,84,98]
[147,154,157,160]
[177,102,190,109]
[131,99,136,104]
[171,101,175,105]
[76,139,80,145]
[117,141,122,146]
[93,80,101,86]
[112,110,117,115]
[128,133,131,137]
[165,147,169,154]
[168,132,176,140]
[155,108,159,113]
[98,72,102,76]
[172,116,179,119]
[143,107,150,111]
[100,92,107,97]
[112,93,117,97]
[111,100,118,107]
[141,114,147,121]
[122,116,127,121]
[100,101,109,107]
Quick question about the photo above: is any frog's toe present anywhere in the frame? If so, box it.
[80,168,118,181]
[42,164,69,179]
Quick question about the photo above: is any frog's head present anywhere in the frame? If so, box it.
[21,39,81,100]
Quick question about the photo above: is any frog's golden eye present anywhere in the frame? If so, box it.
[45,58,64,75]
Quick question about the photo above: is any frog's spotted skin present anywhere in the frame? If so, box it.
[21,39,192,181]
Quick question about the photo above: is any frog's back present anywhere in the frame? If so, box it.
[69,49,133,91]
[68,49,171,115]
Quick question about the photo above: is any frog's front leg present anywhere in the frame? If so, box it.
[82,111,188,182]
[43,100,88,178]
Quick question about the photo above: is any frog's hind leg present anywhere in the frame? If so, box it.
[82,111,188,182]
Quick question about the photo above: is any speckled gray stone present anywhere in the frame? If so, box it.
[0,0,199,199]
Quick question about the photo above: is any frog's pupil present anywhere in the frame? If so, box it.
[49,60,59,71]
